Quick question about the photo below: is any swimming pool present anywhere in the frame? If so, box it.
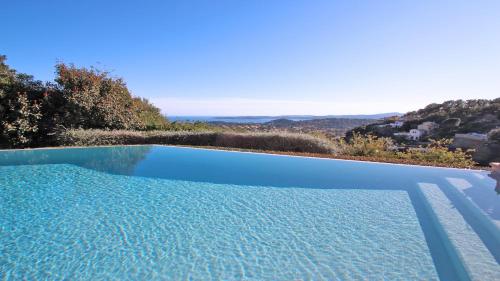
[0,145,498,280]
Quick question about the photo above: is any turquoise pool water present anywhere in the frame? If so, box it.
[0,146,499,280]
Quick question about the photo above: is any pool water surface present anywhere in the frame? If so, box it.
[0,146,499,280]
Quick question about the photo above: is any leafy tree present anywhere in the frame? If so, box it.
[54,64,141,130]
[0,56,45,147]
[0,56,172,148]
[1,92,41,147]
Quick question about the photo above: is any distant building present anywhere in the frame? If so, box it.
[393,121,437,141]
[452,133,488,149]
[377,121,404,128]
[417,121,439,133]
[394,129,423,140]
[409,129,423,140]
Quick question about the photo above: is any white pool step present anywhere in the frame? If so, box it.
[418,183,500,281]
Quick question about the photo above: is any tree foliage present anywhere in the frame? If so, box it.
[132,97,169,130]
[0,55,169,148]
[54,64,142,130]
[0,56,45,147]
[396,139,475,168]
[337,133,395,157]
[335,134,475,168]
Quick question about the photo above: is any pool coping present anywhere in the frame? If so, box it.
[0,144,489,172]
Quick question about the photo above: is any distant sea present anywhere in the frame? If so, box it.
[168,113,402,124]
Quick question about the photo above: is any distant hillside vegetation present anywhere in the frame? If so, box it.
[349,98,500,139]
[211,118,377,136]
[265,118,375,130]
[403,99,500,135]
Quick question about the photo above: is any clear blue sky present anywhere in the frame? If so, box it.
[3,0,500,116]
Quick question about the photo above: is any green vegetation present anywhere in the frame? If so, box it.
[396,139,475,168]
[337,133,395,157]
[1,56,46,147]
[58,129,335,154]
[335,133,475,168]
[404,99,500,136]
[132,97,169,130]
[350,98,500,140]
[0,55,211,148]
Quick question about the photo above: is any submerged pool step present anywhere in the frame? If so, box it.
[418,183,500,281]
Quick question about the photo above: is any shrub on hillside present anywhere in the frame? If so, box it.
[214,132,335,154]
[337,133,396,157]
[397,139,475,168]
[336,135,476,168]
[57,129,336,154]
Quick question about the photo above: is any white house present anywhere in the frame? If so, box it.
[377,121,404,128]
[394,129,423,140]
[409,129,423,140]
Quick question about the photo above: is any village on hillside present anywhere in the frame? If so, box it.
[369,114,499,164]
[381,117,486,145]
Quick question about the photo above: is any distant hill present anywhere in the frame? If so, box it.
[348,98,500,139]
[264,118,375,129]
[210,117,377,137]
[211,112,402,121]
[318,113,403,120]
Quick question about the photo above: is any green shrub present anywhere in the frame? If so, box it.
[337,133,395,157]
[57,129,336,154]
[1,92,42,147]
[335,134,476,168]
[397,139,475,168]
[213,132,335,154]
[55,64,143,130]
